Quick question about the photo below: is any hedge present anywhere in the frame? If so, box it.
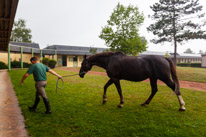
[11,60,32,68]
[177,63,201,68]
[0,61,8,69]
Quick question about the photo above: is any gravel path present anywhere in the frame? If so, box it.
[0,70,28,137]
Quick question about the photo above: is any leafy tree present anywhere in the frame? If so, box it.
[184,48,193,54]
[99,3,147,56]
[147,0,206,64]
[10,18,32,43]
[164,52,170,58]
[89,47,97,55]
[199,50,203,54]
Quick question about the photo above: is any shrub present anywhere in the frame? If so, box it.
[48,59,57,69]
[11,60,21,68]
[11,60,31,68]
[42,58,49,66]
[23,62,32,68]
[0,61,8,69]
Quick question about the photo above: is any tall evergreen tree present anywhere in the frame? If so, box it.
[10,18,32,43]
[147,0,206,64]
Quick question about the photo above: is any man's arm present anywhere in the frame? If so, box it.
[20,73,29,86]
[48,70,62,79]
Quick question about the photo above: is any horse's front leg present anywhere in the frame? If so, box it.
[114,80,124,108]
[103,79,113,104]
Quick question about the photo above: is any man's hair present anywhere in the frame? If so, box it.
[30,57,37,62]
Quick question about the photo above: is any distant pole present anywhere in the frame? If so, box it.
[55,50,57,61]
[40,49,42,63]
[21,47,23,68]
[8,45,11,71]
[32,48,34,57]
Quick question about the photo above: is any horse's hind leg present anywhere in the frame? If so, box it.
[141,78,158,106]
[113,79,124,108]
[162,78,186,111]
[103,79,113,104]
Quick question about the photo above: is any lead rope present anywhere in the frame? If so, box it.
[56,72,86,94]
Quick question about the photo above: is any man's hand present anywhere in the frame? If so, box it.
[58,75,62,79]
[20,73,29,86]
[48,70,62,79]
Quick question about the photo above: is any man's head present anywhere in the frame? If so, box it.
[30,57,38,64]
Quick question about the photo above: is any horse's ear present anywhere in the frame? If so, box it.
[84,55,87,59]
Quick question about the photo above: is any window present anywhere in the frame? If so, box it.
[73,56,77,61]
[69,57,73,62]
[79,57,83,62]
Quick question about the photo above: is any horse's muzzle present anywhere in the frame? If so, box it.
[79,73,85,78]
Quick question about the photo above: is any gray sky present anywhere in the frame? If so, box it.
[15,0,206,53]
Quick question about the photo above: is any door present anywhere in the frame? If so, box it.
[62,55,67,66]
[57,57,62,67]
[73,56,78,67]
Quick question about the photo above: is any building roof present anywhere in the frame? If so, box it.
[139,51,167,56]
[170,53,201,58]
[44,45,107,55]
[10,41,40,48]
[139,51,201,58]
[0,0,19,51]
[45,45,106,52]
[9,41,40,53]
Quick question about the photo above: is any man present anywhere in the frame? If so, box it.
[20,57,62,114]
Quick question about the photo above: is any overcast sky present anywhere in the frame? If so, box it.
[15,0,206,53]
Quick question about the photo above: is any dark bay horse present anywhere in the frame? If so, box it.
[79,52,186,111]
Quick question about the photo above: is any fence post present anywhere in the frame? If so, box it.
[8,45,11,71]
[21,47,23,68]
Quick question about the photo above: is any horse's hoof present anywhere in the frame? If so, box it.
[118,104,123,108]
[103,101,107,104]
[141,103,148,106]
[179,108,186,111]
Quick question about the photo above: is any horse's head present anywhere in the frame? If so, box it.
[79,55,92,78]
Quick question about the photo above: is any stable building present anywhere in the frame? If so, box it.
[170,53,202,63]
[139,51,202,63]
[0,42,41,64]
[44,45,106,67]
[201,54,206,67]
[0,42,107,67]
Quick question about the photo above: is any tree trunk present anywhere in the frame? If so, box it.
[172,1,177,66]
[174,40,177,65]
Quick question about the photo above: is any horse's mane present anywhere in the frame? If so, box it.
[88,51,125,61]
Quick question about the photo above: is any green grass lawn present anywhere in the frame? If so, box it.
[177,67,206,83]
[10,69,206,137]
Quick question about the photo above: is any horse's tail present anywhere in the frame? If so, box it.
[165,58,180,95]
